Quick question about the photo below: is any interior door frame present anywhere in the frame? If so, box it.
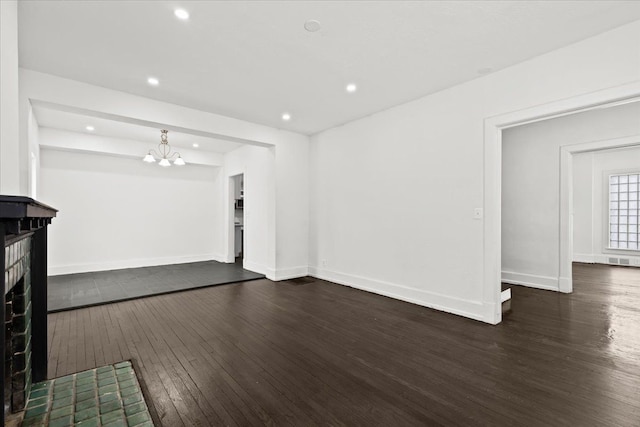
[482,82,640,325]
[560,135,640,285]
[225,172,245,263]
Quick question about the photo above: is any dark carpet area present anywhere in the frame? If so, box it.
[48,260,264,312]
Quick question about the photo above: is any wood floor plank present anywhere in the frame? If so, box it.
[46,263,640,426]
[185,282,434,425]
[88,305,106,368]
[149,297,242,426]
[56,310,71,377]
[135,297,217,426]
[123,301,185,427]
[47,312,61,379]
[177,294,349,427]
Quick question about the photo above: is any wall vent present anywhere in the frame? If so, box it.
[608,257,619,264]
[619,258,630,265]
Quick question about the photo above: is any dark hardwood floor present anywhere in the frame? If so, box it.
[46,263,640,426]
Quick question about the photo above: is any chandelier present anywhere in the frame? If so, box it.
[143,129,186,166]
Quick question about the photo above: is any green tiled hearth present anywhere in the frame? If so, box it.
[20,361,153,427]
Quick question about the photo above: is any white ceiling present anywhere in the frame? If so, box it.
[33,106,242,153]
[18,1,640,135]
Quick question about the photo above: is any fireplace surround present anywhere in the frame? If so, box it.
[1,196,56,424]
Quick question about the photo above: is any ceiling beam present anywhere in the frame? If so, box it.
[30,99,273,148]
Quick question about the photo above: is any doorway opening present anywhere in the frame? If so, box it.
[570,144,640,266]
[495,98,640,322]
[231,174,244,265]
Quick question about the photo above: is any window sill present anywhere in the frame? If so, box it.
[604,247,640,254]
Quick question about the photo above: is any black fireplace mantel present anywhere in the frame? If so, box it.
[0,196,57,236]
[1,196,57,423]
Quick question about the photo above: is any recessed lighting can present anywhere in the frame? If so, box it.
[147,77,159,86]
[304,20,321,32]
[85,125,95,131]
[174,9,189,20]
[282,113,291,121]
[192,143,199,148]
[346,83,357,93]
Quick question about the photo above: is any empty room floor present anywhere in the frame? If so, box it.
[46,264,640,426]
[47,260,264,312]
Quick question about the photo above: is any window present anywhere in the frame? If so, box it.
[609,173,639,250]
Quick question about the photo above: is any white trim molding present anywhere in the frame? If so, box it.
[575,254,640,267]
[573,253,596,263]
[243,259,268,276]
[501,288,512,303]
[309,266,488,323]
[501,271,559,291]
[268,266,309,281]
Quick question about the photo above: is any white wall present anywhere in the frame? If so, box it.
[0,0,22,195]
[40,131,223,276]
[310,20,640,322]
[274,136,309,279]
[27,106,41,198]
[221,140,308,281]
[573,146,640,266]
[19,69,309,280]
[573,153,594,260]
[502,103,640,289]
[223,145,274,275]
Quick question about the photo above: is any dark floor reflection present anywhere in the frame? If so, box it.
[498,263,640,425]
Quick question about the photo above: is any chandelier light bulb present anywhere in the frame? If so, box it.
[143,130,185,167]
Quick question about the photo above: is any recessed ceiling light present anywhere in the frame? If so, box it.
[174,9,189,20]
[304,20,321,32]
[192,143,199,148]
[147,77,159,86]
[282,113,291,121]
[85,125,95,131]
[346,83,357,93]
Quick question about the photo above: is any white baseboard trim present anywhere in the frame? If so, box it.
[221,255,235,263]
[241,261,305,281]
[501,271,559,291]
[48,253,224,276]
[558,276,572,293]
[595,254,640,267]
[482,302,500,325]
[242,259,268,276]
[574,253,640,267]
[268,266,309,281]
[501,288,512,303]
[308,266,488,323]
[573,253,596,263]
